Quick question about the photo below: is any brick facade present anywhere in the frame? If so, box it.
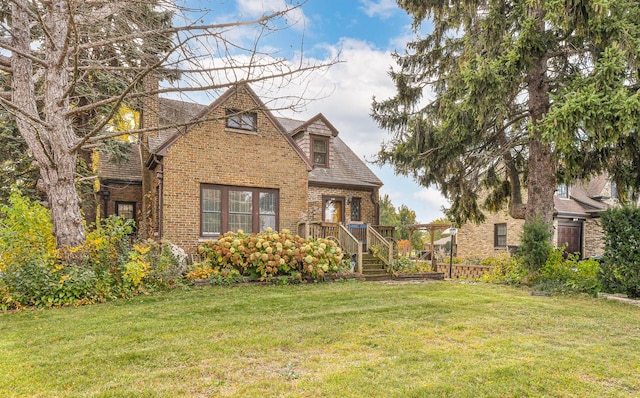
[456,209,525,259]
[101,181,143,226]
[94,85,383,254]
[157,86,309,253]
[307,185,378,225]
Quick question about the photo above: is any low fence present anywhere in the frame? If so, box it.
[436,263,493,279]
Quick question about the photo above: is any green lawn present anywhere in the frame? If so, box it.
[1,281,639,397]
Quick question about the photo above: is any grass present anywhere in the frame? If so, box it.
[1,281,639,397]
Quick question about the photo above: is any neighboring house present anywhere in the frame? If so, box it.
[456,175,617,260]
[94,84,383,254]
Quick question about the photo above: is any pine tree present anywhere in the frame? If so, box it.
[372,1,640,227]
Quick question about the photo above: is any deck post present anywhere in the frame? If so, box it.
[357,241,363,274]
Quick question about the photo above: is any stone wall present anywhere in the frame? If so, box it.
[584,218,605,258]
[436,263,493,279]
[160,86,309,253]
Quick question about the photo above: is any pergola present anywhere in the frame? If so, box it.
[408,223,452,271]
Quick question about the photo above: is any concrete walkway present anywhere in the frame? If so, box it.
[599,293,640,307]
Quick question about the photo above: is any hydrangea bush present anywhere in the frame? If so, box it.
[195,228,345,281]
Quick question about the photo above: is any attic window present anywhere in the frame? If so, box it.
[311,135,329,167]
[556,184,569,199]
[226,109,257,131]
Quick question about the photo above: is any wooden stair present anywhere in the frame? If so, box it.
[361,253,391,281]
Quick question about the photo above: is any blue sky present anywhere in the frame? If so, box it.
[178,0,448,223]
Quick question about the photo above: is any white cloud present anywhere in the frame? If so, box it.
[414,188,450,211]
[236,0,306,31]
[274,38,398,158]
[358,0,399,19]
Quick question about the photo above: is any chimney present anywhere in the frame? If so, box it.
[141,74,159,138]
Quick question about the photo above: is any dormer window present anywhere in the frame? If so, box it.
[556,184,569,199]
[226,109,257,131]
[311,135,329,167]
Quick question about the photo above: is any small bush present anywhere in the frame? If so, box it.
[517,217,552,273]
[393,257,433,274]
[480,254,527,286]
[535,248,601,296]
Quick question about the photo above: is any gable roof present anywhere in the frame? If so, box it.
[148,98,207,152]
[276,116,383,189]
[97,146,142,182]
[554,178,613,218]
[153,84,312,170]
[291,113,340,137]
[99,85,383,189]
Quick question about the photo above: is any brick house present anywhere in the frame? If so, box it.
[456,175,617,260]
[95,84,383,254]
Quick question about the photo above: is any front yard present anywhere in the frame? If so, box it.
[1,281,639,397]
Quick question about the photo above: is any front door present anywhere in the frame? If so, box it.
[323,196,345,223]
[557,221,582,258]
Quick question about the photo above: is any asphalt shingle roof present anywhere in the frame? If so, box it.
[98,94,382,189]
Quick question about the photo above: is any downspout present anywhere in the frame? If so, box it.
[156,163,164,239]
[370,187,380,225]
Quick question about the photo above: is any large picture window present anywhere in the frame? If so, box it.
[201,185,278,236]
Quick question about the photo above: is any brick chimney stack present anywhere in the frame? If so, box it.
[141,74,159,138]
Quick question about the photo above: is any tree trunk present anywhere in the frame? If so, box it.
[10,0,86,249]
[525,6,556,228]
[526,136,556,226]
[40,157,86,248]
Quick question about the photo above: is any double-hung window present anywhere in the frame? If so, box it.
[311,135,329,167]
[494,223,507,248]
[201,185,278,236]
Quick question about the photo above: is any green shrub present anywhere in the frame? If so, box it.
[393,257,433,274]
[599,206,640,297]
[517,217,552,273]
[480,254,527,286]
[535,248,601,296]
[0,189,56,271]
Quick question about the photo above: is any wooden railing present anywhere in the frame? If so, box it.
[367,225,393,273]
[297,222,362,273]
[338,224,362,274]
[297,222,339,240]
[372,225,396,240]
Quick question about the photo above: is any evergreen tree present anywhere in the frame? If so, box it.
[372,1,640,228]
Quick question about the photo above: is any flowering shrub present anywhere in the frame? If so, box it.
[197,228,344,281]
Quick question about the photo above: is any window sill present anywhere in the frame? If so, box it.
[198,236,220,242]
[225,127,257,135]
